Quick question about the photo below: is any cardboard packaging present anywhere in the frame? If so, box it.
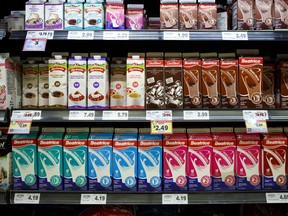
[179,4,198,30]
[11,56,22,109]
[160,2,179,29]
[199,4,217,29]
[217,5,229,30]
[275,0,288,29]
[45,0,64,30]
[263,63,276,109]
[232,0,254,30]
[64,0,84,30]
[126,4,144,30]
[106,2,125,30]
[84,0,104,30]
[279,61,288,108]
[0,130,12,190]
[255,0,274,30]
[25,0,45,30]
[38,62,49,108]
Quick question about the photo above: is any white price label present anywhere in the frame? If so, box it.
[80,194,107,205]
[163,31,189,40]
[222,32,248,40]
[11,110,34,121]
[26,31,54,39]
[31,110,42,120]
[68,31,94,40]
[103,31,130,40]
[102,111,129,120]
[69,111,95,120]
[162,194,188,205]
[243,110,269,120]
[266,193,288,203]
[14,193,40,204]
[184,110,210,120]
[146,110,172,121]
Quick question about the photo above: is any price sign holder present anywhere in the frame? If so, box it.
[80,194,107,205]
[103,31,129,40]
[243,110,268,133]
[8,111,34,134]
[26,31,54,39]
[23,38,47,51]
[163,31,190,40]
[68,31,94,40]
[222,31,248,40]
[183,110,210,120]
[102,111,129,120]
[14,193,41,204]
[69,110,95,120]
[150,110,173,134]
[162,194,188,205]
[266,193,288,203]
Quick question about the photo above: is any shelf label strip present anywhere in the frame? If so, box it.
[14,193,40,204]
[81,194,107,205]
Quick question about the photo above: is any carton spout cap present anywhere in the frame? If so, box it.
[55,55,62,60]
[74,55,82,60]
[93,55,101,60]
[132,55,140,60]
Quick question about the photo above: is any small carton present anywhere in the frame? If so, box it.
[262,133,287,190]
[106,2,125,30]
[63,128,89,191]
[275,0,288,29]
[88,132,113,191]
[87,56,109,109]
[164,53,183,109]
[255,0,274,30]
[187,130,213,191]
[68,56,87,109]
[113,133,138,192]
[160,2,179,29]
[45,0,64,30]
[38,62,49,108]
[38,128,64,190]
[126,54,145,109]
[217,6,229,30]
[25,0,45,30]
[64,0,84,30]
[0,130,12,190]
[263,63,276,109]
[236,133,261,190]
[22,63,39,108]
[110,58,127,109]
[279,61,288,108]
[84,0,104,30]
[163,133,188,191]
[138,134,162,192]
[146,52,165,109]
[239,57,263,108]
[49,54,68,108]
[126,4,144,30]
[179,4,198,30]
[199,4,217,29]
[11,56,22,109]
[232,0,254,30]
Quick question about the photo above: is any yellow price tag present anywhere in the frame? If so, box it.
[8,120,32,134]
[245,119,268,133]
[151,120,173,134]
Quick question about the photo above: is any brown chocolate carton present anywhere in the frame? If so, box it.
[160,1,179,29]
[275,0,288,29]
[199,4,217,29]
[279,60,288,108]
[232,0,254,30]
[179,4,198,29]
[255,0,274,30]
[263,58,276,109]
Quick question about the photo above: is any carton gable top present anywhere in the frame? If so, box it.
[38,132,64,140]
[89,133,113,140]
[138,134,162,141]
[64,132,89,140]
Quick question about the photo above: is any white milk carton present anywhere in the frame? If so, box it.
[68,56,87,109]
[11,56,22,109]
[0,130,12,190]
[45,0,64,30]
[84,0,104,30]
[64,0,84,30]
[87,56,109,109]
[25,0,45,30]
[48,55,67,108]
[38,62,49,107]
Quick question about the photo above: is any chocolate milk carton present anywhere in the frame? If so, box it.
[38,61,49,108]
[179,4,198,30]
[146,52,165,109]
[262,133,287,190]
[164,53,183,109]
[279,60,288,108]
[105,1,125,30]
[25,0,45,30]
[263,62,276,109]
[187,128,212,191]
[232,0,254,30]
[255,0,273,30]
[45,0,64,30]
[64,0,84,30]
[126,4,144,30]
[199,4,217,29]
[84,0,104,30]
[183,54,202,109]
[275,0,288,29]
[160,1,179,29]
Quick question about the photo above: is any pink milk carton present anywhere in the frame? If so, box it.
[262,133,288,190]
[236,132,261,190]
[105,2,125,30]
[163,133,187,191]
[212,131,236,190]
[187,129,212,191]
[126,4,144,30]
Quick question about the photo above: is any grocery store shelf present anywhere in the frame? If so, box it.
[9,30,288,41]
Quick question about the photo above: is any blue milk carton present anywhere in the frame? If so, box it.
[63,128,88,190]
[113,133,138,191]
[88,132,113,191]
[38,128,65,190]
[138,133,162,192]
[64,0,84,30]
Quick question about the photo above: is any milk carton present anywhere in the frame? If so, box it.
[84,0,104,30]
[68,56,87,109]
[236,132,261,190]
[262,133,287,190]
[38,128,64,190]
[126,4,144,30]
[11,56,22,109]
[45,0,64,30]
[126,55,145,109]
[106,1,125,29]
[87,56,109,109]
[38,62,49,107]
[187,130,212,191]
[64,0,84,30]
[113,133,137,191]
[25,0,45,30]
[212,130,236,190]
[88,133,113,191]
[63,128,88,191]
[163,133,188,191]
[49,54,67,108]
[138,133,162,192]
[12,130,39,190]
[0,130,12,190]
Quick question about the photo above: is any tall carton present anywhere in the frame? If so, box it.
[160,2,179,29]
[199,4,217,29]
[138,134,162,192]
[45,0,64,30]
[262,133,287,190]
[236,133,261,190]
[64,0,84,30]
[106,2,125,29]
[12,131,39,190]
[88,133,113,191]
[38,62,49,108]
[275,0,288,29]
[84,0,104,30]
[63,128,89,191]
[187,132,212,191]
[179,4,198,30]
[0,130,12,190]
[232,0,254,30]
[11,56,22,109]
[255,0,273,30]
[25,0,45,30]
[38,128,64,190]
[163,133,188,191]
[263,63,276,108]
[212,132,236,190]
[113,133,138,191]
[126,4,144,30]
[279,61,288,108]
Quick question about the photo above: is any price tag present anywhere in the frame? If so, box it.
[183,110,210,120]
[163,31,189,40]
[266,193,288,203]
[243,110,269,120]
[103,31,130,40]
[8,110,33,134]
[146,110,173,121]
[69,111,95,120]
[151,120,173,134]
[23,38,47,51]
[26,31,54,39]
[14,193,40,204]
[31,110,42,120]
[102,111,129,120]
[245,119,268,133]
[68,31,94,40]
[80,194,107,205]
[162,194,188,205]
[222,32,248,40]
